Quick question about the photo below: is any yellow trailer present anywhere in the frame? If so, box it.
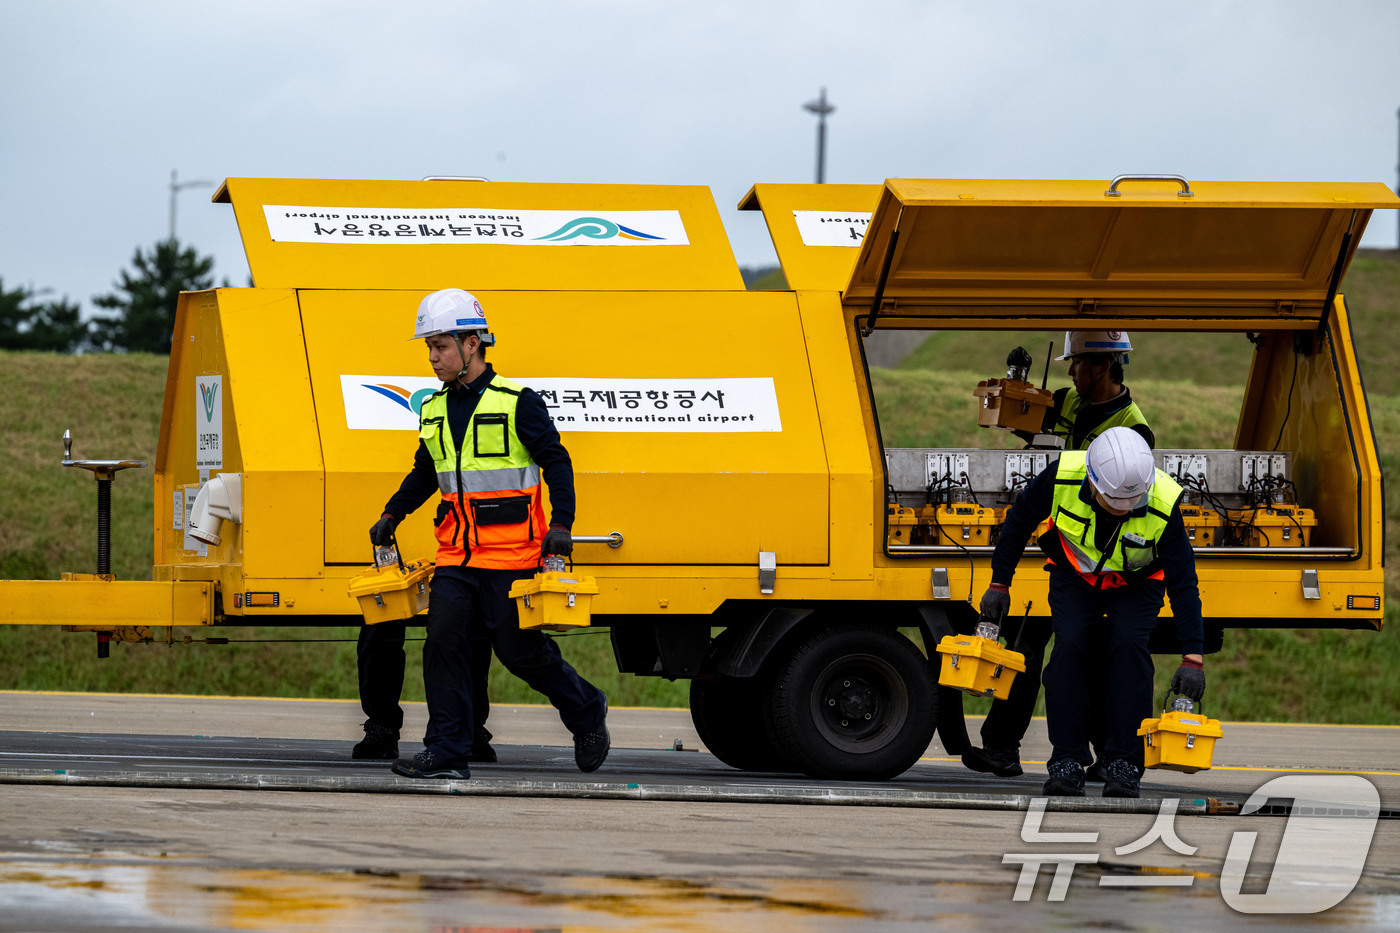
[2,173,1394,781]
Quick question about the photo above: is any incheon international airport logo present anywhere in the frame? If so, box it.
[533,216,666,242]
[361,383,439,417]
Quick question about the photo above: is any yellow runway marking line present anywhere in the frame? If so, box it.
[1014,714,1400,730]
[921,756,1400,776]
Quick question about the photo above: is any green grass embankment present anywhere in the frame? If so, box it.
[1,345,1397,722]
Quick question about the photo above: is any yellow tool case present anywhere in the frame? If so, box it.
[510,570,599,631]
[347,538,433,625]
[1139,697,1223,773]
[1179,504,1225,547]
[920,503,1004,548]
[1225,506,1318,548]
[935,633,1026,700]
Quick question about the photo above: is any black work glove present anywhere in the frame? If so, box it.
[369,513,399,547]
[979,585,1011,625]
[1170,659,1206,702]
[541,524,573,558]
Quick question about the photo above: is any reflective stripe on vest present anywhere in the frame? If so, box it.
[1052,389,1149,450]
[1044,452,1181,586]
[418,374,547,571]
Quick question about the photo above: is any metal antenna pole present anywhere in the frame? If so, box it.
[169,169,214,243]
[803,88,836,184]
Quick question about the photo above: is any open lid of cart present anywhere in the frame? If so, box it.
[214,177,745,291]
[842,176,1400,327]
[738,183,883,290]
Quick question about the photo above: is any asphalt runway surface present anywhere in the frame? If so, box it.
[1,691,1398,931]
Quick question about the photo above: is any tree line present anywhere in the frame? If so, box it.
[1,239,217,354]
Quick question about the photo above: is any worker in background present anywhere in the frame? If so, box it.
[977,427,1205,797]
[368,288,610,780]
[351,622,496,764]
[1014,330,1154,450]
[964,330,1156,782]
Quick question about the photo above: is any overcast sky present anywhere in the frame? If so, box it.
[4,0,1399,312]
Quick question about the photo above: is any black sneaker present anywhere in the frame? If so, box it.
[961,745,1024,777]
[1085,759,1108,783]
[574,704,610,773]
[1042,757,1086,796]
[468,725,498,763]
[391,749,470,780]
[351,722,399,760]
[1102,759,1141,798]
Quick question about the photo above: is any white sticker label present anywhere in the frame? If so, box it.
[196,376,222,470]
[340,376,782,432]
[264,206,689,246]
[173,489,184,530]
[793,210,871,247]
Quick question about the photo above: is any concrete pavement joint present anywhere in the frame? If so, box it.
[0,767,1220,814]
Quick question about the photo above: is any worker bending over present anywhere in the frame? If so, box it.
[965,330,1155,781]
[978,427,1205,798]
[369,288,610,780]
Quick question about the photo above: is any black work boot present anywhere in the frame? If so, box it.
[962,745,1024,777]
[1042,757,1087,796]
[391,749,470,780]
[573,701,610,773]
[351,722,399,760]
[1102,759,1142,798]
[468,725,498,763]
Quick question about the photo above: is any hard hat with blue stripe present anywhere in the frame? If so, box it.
[1056,330,1132,362]
[412,288,497,346]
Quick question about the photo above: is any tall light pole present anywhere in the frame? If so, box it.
[803,87,836,184]
[169,169,214,244]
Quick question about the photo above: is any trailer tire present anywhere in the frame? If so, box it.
[767,623,936,780]
[690,675,793,772]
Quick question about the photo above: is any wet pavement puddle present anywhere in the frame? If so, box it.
[2,852,1399,931]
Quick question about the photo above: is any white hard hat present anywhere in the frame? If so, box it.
[1056,330,1132,361]
[1085,427,1155,510]
[412,288,496,345]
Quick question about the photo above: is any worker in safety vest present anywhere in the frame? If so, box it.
[1014,330,1154,450]
[964,330,1157,782]
[977,427,1205,798]
[367,288,610,780]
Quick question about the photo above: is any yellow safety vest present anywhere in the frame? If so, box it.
[418,375,546,571]
[1043,452,1182,587]
[1051,388,1150,450]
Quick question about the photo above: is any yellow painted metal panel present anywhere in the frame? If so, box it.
[156,291,235,567]
[297,289,830,566]
[794,291,877,579]
[216,177,744,292]
[156,289,326,580]
[847,178,1400,320]
[1235,298,1381,566]
[220,292,326,579]
[0,581,213,626]
[738,184,882,291]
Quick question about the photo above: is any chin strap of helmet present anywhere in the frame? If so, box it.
[450,332,474,387]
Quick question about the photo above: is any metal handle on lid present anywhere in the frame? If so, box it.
[571,532,624,549]
[1104,174,1194,199]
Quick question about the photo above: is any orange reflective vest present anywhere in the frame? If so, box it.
[418,375,546,571]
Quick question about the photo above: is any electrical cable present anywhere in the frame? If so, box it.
[1272,349,1301,452]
